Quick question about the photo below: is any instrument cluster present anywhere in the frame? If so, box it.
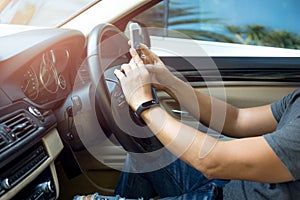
[21,47,70,104]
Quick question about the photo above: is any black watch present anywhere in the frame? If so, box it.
[132,88,159,126]
[135,99,160,119]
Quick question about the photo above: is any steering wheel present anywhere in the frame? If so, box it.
[87,23,163,153]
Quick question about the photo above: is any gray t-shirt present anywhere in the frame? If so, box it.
[224,88,300,200]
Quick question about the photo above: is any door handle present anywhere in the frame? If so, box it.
[171,109,192,118]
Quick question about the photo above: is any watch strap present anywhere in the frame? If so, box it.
[135,99,159,119]
[132,87,159,126]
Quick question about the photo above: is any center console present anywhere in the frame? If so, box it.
[0,102,63,200]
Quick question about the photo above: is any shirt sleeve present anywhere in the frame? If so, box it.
[264,117,300,180]
[271,91,294,122]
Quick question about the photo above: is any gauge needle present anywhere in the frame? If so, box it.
[23,80,30,92]
[45,75,51,85]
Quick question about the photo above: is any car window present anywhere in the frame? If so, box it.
[0,0,97,27]
[134,0,300,50]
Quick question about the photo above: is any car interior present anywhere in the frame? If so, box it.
[0,0,300,200]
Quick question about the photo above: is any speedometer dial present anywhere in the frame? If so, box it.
[39,50,59,94]
[21,67,39,100]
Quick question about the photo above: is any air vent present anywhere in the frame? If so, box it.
[0,136,6,150]
[0,111,38,152]
[3,112,37,139]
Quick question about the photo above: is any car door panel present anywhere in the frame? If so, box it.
[157,56,300,124]
[158,86,298,121]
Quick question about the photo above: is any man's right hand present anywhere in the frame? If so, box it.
[137,44,178,92]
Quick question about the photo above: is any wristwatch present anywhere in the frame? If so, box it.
[133,88,160,126]
[135,99,160,119]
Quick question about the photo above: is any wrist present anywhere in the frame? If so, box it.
[140,106,166,135]
[134,87,160,125]
[164,76,182,96]
[135,99,160,119]
[132,97,153,112]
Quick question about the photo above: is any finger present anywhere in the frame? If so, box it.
[139,43,153,57]
[129,45,147,64]
[114,69,125,80]
[129,59,138,69]
[120,63,131,75]
[139,44,160,64]
[144,64,155,73]
[130,48,144,67]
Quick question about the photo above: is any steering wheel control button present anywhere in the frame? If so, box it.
[71,95,82,115]
[112,85,126,108]
[117,94,126,108]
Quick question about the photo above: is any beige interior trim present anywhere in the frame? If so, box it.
[49,162,60,199]
[42,128,64,160]
[195,86,298,107]
[158,86,297,108]
[158,86,298,123]
[42,129,64,199]
[0,128,63,200]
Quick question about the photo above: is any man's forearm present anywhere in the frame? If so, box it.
[141,106,216,170]
[163,76,240,135]
[140,106,290,183]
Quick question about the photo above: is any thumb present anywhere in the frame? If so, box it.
[144,64,156,73]
[114,69,125,80]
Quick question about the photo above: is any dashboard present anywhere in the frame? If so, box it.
[21,47,70,104]
[0,28,85,108]
[0,27,85,199]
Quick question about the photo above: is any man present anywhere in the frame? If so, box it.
[112,44,300,200]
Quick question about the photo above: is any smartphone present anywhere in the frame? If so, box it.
[129,22,142,50]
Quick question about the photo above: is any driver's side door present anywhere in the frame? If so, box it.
[133,0,300,128]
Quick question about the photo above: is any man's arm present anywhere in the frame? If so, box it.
[163,76,278,138]
[115,47,289,182]
[137,44,278,138]
[142,106,293,183]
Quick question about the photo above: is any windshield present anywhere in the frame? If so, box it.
[0,0,98,27]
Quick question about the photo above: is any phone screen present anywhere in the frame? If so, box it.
[129,23,141,49]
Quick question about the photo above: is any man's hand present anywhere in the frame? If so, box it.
[138,44,178,92]
[114,49,153,111]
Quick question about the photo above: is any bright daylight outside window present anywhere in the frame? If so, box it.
[0,0,97,27]
[134,0,300,50]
